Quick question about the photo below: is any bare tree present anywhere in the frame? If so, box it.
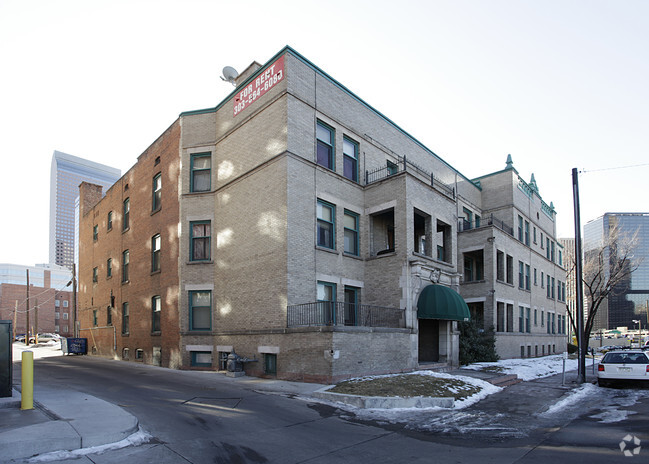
[567,224,641,349]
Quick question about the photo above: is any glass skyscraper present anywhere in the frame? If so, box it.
[49,151,121,270]
[583,213,649,331]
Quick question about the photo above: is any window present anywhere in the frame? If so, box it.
[107,258,112,278]
[436,220,452,263]
[190,221,211,261]
[557,280,562,302]
[92,267,98,283]
[541,310,545,327]
[93,225,98,241]
[63,300,68,308]
[541,271,545,288]
[343,136,358,182]
[135,349,144,360]
[62,312,68,319]
[152,296,161,333]
[414,209,431,256]
[534,308,538,326]
[519,306,524,333]
[93,310,98,327]
[506,255,513,284]
[191,351,212,367]
[462,207,473,231]
[551,241,555,262]
[533,226,537,244]
[524,221,530,246]
[343,210,359,256]
[552,313,556,334]
[387,160,398,175]
[189,290,211,331]
[316,120,334,170]
[107,211,113,230]
[123,198,130,231]
[122,348,130,359]
[55,299,60,307]
[547,313,551,334]
[546,238,551,259]
[525,264,530,290]
[317,200,335,249]
[547,275,551,298]
[497,302,505,332]
[152,173,162,211]
[122,250,130,282]
[463,250,484,282]
[541,232,544,248]
[496,251,504,281]
[122,302,129,334]
[533,268,537,286]
[526,308,531,333]
[518,215,523,242]
[559,250,563,266]
[518,261,524,288]
[506,304,514,332]
[55,311,60,320]
[551,277,555,299]
[317,281,336,325]
[190,153,211,192]
[475,214,481,228]
[151,234,161,272]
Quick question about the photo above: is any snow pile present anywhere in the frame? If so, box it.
[541,383,598,416]
[462,354,594,381]
[28,427,152,462]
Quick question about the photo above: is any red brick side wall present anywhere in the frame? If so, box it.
[78,120,181,367]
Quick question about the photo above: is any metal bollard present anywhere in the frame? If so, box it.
[21,351,33,410]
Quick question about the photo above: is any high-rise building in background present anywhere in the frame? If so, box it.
[583,213,649,331]
[49,151,120,270]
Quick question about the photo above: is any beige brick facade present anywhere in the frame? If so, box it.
[78,46,566,382]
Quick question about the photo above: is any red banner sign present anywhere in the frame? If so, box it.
[233,55,285,116]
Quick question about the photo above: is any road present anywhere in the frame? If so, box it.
[17,355,649,463]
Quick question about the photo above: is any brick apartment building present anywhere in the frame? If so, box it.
[78,46,567,382]
[0,265,73,338]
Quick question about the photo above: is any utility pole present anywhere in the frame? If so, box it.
[25,270,30,347]
[34,298,38,344]
[72,263,78,338]
[572,168,586,383]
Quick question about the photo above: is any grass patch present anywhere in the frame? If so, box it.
[329,374,481,400]
[478,365,505,374]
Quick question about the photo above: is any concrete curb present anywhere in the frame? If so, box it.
[312,386,455,409]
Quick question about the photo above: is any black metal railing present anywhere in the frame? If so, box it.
[458,214,514,237]
[365,156,455,198]
[287,301,405,328]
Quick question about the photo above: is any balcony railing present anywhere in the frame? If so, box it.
[365,155,455,198]
[287,301,405,328]
[458,214,514,236]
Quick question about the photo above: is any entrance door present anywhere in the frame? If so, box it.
[418,319,439,363]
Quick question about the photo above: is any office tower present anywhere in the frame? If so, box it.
[49,151,120,269]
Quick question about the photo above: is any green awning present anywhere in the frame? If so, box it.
[416,285,471,322]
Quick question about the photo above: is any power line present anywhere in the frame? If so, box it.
[580,162,649,174]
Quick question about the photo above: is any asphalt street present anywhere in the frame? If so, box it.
[7,354,649,463]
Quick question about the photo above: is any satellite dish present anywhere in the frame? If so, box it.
[220,66,239,86]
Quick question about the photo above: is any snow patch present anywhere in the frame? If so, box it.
[541,383,598,416]
[27,427,152,462]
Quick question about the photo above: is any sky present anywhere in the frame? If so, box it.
[1,0,647,266]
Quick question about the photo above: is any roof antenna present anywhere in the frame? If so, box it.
[220,66,239,86]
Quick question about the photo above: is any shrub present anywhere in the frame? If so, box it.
[459,320,499,365]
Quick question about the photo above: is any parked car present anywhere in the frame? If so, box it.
[597,345,619,354]
[14,334,25,342]
[597,349,649,387]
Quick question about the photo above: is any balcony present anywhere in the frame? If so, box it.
[287,301,405,328]
[458,214,514,236]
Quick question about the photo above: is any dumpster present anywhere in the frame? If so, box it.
[62,338,87,355]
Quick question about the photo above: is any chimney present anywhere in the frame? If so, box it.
[79,182,103,217]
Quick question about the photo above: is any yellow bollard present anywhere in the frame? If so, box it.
[21,351,33,410]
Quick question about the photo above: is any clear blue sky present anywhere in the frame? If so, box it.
[1,0,647,265]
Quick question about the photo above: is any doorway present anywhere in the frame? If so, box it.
[418,319,440,362]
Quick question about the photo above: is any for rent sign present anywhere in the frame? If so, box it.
[233,55,285,116]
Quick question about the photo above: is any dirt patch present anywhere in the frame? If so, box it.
[329,374,482,400]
